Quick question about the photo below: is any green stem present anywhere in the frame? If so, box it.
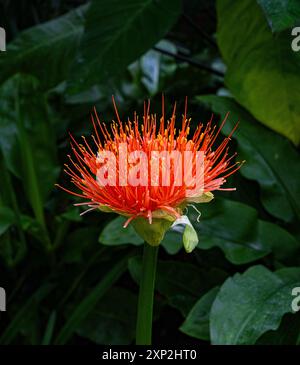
[136,243,159,345]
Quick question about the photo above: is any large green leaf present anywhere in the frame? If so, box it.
[210,266,300,344]
[0,74,59,230]
[68,0,181,92]
[0,5,87,89]
[77,287,137,345]
[257,0,300,32]
[199,95,300,222]
[64,39,178,110]
[191,198,299,264]
[217,0,300,145]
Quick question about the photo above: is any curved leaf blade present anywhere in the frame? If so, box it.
[199,95,300,222]
[217,0,300,145]
[68,0,181,92]
[191,198,299,264]
[0,5,87,89]
[210,266,300,345]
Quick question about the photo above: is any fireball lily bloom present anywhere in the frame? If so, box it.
[57,97,241,247]
[57,97,242,345]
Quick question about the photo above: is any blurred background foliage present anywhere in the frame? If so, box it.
[0,0,300,345]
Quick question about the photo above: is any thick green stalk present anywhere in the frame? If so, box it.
[136,243,159,345]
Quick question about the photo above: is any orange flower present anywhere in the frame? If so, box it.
[57,97,241,237]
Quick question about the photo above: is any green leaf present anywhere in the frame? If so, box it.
[217,0,300,145]
[191,198,299,264]
[0,74,59,231]
[54,254,130,344]
[180,286,220,341]
[99,216,143,246]
[77,287,137,345]
[257,0,300,32]
[64,39,178,108]
[41,311,57,345]
[199,95,300,222]
[210,265,300,344]
[0,5,87,89]
[68,0,182,92]
[0,206,15,236]
[256,312,300,345]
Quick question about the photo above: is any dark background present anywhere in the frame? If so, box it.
[0,0,300,345]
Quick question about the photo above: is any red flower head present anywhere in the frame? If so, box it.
[57,97,242,248]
